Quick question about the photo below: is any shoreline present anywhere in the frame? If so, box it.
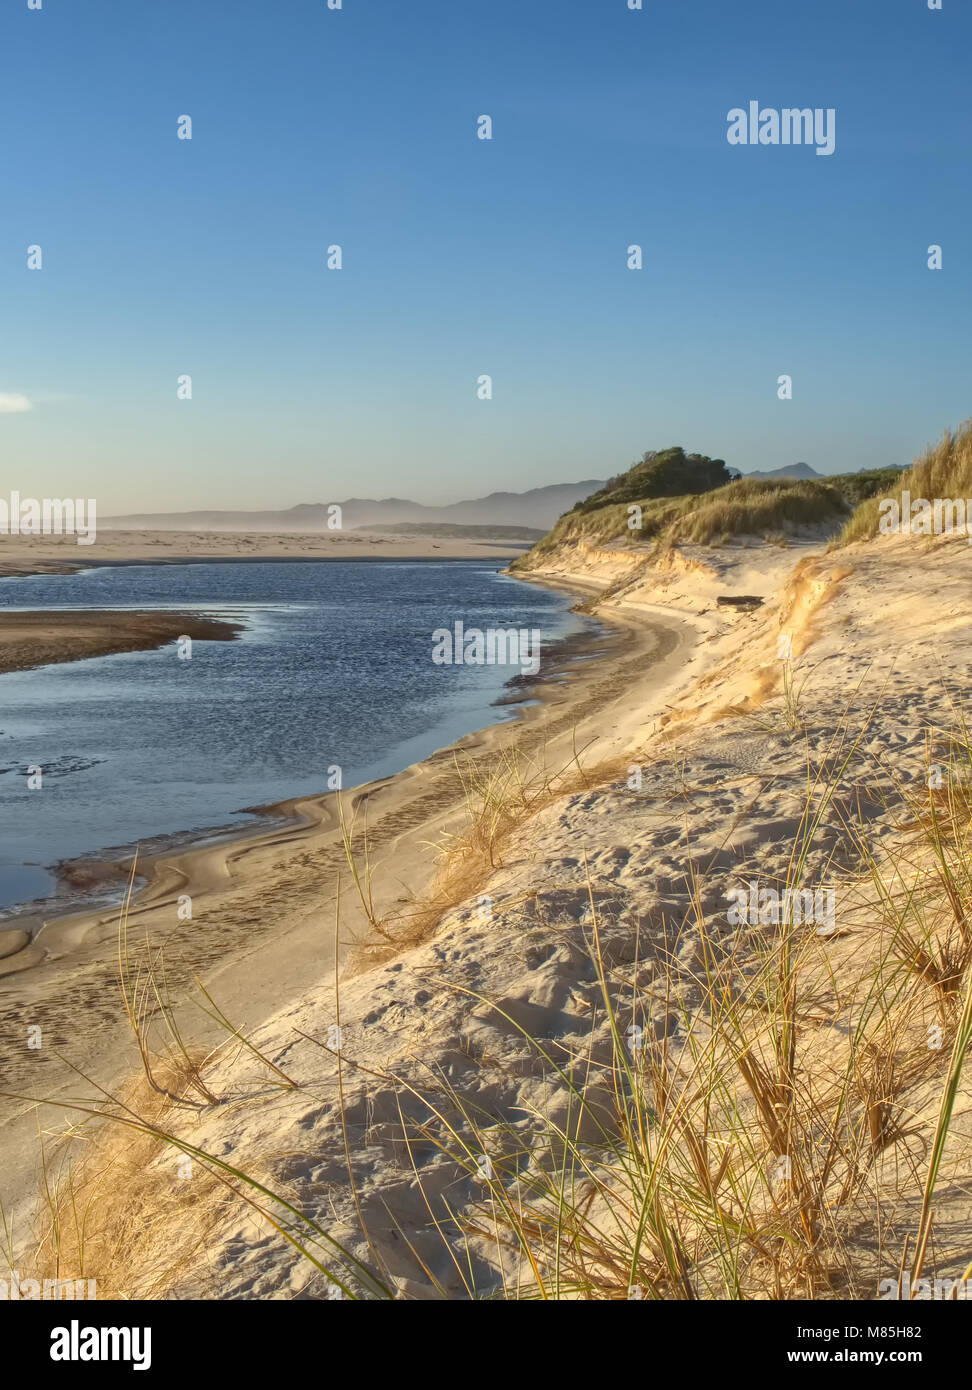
[0,572,692,969]
[0,551,528,578]
[0,612,617,936]
[0,552,588,927]
[0,575,698,1241]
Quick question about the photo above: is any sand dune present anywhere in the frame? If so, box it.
[3,530,972,1299]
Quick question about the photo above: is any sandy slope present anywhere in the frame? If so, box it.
[4,531,972,1299]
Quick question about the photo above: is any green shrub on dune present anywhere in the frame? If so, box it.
[572,447,736,514]
[512,446,879,569]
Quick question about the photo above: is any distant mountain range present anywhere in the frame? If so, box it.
[103,462,890,534]
[102,481,606,533]
[742,462,821,481]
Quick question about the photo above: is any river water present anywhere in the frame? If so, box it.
[0,559,582,917]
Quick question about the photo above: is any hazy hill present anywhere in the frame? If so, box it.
[744,462,821,481]
[102,481,605,534]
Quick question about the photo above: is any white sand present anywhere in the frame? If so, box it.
[3,529,972,1298]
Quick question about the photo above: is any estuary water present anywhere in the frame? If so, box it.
[0,559,583,916]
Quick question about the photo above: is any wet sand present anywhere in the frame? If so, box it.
[0,610,242,675]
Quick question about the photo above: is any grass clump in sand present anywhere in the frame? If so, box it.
[12,693,972,1300]
[377,704,972,1298]
[840,420,972,545]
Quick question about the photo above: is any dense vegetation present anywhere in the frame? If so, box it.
[828,466,903,507]
[570,447,737,514]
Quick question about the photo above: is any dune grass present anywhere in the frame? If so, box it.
[512,477,854,571]
[840,420,972,545]
[7,677,972,1301]
[665,478,850,546]
[386,697,972,1299]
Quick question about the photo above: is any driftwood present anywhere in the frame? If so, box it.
[716,595,764,609]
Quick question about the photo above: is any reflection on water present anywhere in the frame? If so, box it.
[0,561,581,916]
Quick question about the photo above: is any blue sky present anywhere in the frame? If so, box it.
[1,0,969,511]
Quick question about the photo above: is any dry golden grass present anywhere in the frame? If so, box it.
[29,1071,231,1301]
[666,479,849,546]
[841,419,972,545]
[9,691,972,1301]
[513,478,851,572]
[343,735,635,970]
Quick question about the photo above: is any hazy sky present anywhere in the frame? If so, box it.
[2,0,969,512]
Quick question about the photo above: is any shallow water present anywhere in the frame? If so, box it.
[0,560,582,917]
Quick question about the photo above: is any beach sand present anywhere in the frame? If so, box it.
[0,528,529,579]
[2,530,972,1297]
